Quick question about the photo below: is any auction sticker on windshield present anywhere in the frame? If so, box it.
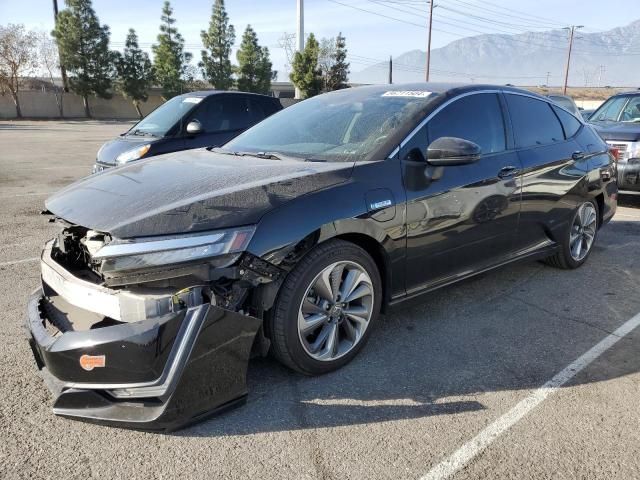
[382,91,432,98]
[183,97,203,104]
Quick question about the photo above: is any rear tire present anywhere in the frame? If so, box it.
[544,200,599,269]
[269,239,382,375]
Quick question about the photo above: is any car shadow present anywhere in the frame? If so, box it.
[177,218,640,438]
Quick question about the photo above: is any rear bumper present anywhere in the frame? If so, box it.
[26,288,261,431]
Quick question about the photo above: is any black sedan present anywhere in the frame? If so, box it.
[92,90,282,173]
[27,83,617,431]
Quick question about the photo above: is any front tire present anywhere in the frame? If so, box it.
[544,200,599,269]
[269,239,382,375]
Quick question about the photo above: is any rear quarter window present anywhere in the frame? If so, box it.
[552,105,582,139]
[506,94,565,148]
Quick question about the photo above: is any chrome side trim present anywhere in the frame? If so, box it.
[60,303,210,398]
[393,89,577,157]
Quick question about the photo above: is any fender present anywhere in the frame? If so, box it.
[246,159,407,304]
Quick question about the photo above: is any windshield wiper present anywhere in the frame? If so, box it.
[129,129,156,137]
[208,148,308,162]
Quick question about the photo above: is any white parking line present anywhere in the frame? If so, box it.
[0,257,38,267]
[0,192,55,198]
[420,311,640,480]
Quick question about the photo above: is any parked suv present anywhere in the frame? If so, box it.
[92,91,282,173]
[589,91,640,190]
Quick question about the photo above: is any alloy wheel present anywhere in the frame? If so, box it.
[569,202,597,261]
[297,261,374,362]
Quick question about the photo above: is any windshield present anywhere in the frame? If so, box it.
[128,95,203,137]
[223,88,436,162]
[590,95,640,123]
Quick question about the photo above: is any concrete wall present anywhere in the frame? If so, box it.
[0,91,165,119]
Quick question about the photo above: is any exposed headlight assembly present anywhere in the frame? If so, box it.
[92,226,255,274]
[116,144,151,165]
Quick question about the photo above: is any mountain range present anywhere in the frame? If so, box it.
[350,19,640,87]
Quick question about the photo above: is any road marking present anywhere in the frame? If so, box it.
[420,311,640,480]
[0,191,56,198]
[0,257,38,267]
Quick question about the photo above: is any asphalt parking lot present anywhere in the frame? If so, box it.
[1,120,639,480]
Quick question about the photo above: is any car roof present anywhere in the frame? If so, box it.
[176,90,278,100]
[345,82,548,100]
[607,90,640,97]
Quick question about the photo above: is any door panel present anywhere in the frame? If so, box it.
[403,153,522,293]
[513,141,585,251]
[400,92,522,294]
[504,93,591,252]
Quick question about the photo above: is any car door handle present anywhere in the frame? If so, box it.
[497,166,519,179]
[572,151,585,160]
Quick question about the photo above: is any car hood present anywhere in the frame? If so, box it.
[97,135,158,165]
[46,149,354,238]
[590,121,640,142]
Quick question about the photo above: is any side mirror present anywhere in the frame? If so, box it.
[186,119,203,135]
[426,137,481,166]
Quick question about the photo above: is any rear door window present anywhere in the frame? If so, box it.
[506,94,564,148]
[259,97,281,116]
[552,105,582,139]
[247,98,267,126]
[196,96,253,133]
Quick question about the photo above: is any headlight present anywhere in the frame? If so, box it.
[92,226,255,274]
[116,144,151,165]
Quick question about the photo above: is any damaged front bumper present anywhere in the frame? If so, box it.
[26,245,262,432]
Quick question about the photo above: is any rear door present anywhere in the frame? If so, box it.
[504,93,589,252]
[401,92,522,294]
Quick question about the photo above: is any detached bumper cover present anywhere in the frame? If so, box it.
[26,289,261,431]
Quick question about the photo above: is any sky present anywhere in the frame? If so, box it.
[0,0,637,81]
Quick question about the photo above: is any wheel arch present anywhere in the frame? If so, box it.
[333,232,391,312]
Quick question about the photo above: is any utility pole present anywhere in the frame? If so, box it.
[389,56,393,84]
[425,0,434,81]
[598,65,606,87]
[295,0,304,99]
[546,71,551,86]
[562,25,583,94]
[52,0,69,92]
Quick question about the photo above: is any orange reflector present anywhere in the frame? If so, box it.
[230,231,250,251]
[79,354,106,371]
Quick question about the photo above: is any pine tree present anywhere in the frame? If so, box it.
[236,25,274,94]
[201,0,235,90]
[152,1,192,100]
[115,29,154,118]
[290,33,322,99]
[327,33,349,91]
[52,0,115,117]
